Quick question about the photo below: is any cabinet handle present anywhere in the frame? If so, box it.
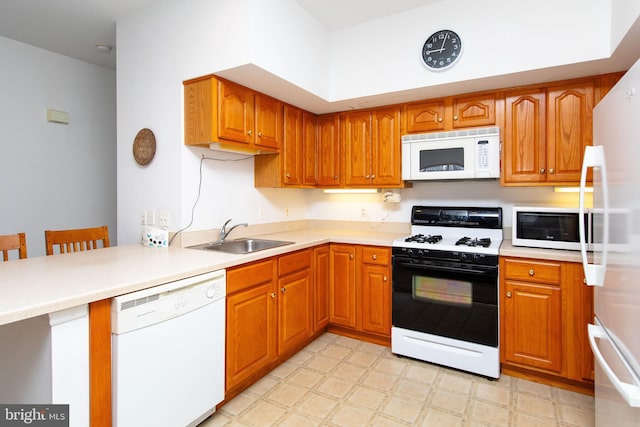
[506,291,512,298]
[350,254,354,260]
[383,276,388,282]
[453,115,459,121]
[365,174,370,179]
[281,287,286,294]
[437,117,443,123]
[247,130,253,136]
[334,175,338,180]
[372,254,377,260]
[549,168,555,174]
[258,131,263,137]
[529,269,535,276]
[270,292,276,299]
[371,174,376,179]
[286,173,291,178]
[540,168,545,174]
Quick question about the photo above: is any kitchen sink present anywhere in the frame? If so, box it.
[188,238,294,254]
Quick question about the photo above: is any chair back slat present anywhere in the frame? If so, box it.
[45,226,110,256]
[0,233,27,261]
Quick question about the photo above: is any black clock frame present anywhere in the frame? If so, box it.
[421,29,463,71]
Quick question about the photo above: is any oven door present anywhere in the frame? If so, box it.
[392,255,498,347]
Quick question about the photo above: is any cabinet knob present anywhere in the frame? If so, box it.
[365,174,370,179]
[453,115,459,121]
[281,287,286,293]
[372,254,377,260]
[371,174,376,179]
[334,175,338,180]
[286,173,291,178]
[437,117,443,123]
[540,168,545,174]
[549,168,555,174]
[247,130,252,136]
[270,292,276,299]
[529,269,535,276]
[384,276,388,282]
[506,291,512,298]
[350,254,354,260]
[258,131,263,137]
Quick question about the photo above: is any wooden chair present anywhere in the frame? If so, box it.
[45,226,110,255]
[0,233,27,261]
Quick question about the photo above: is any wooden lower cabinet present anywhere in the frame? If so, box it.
[328,244,391,345]
[500,256,594,394]
[225,249,318,399]
[313,244,330,332]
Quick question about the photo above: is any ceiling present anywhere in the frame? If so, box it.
[0,0,441,70]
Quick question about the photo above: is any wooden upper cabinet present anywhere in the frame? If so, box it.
[316,114,340,186]
[452,93,496,128]
[282,105,303,185]
[403,100,445,133]
[302,111,318,186]
[403,93,495,134]
[342,107,402,187]
[546,82,593,184]
[503,89,547,184]
[183,76,282,153]
[218,80,255,144]
[502,80,594,186]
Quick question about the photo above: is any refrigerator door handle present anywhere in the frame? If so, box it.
[580,145,608,287]
[589,323,640,407]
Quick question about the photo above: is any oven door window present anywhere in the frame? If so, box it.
[392,261,498,347]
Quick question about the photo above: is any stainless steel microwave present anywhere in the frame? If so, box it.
[512,206,591,251]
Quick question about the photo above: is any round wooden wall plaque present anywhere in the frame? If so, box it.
[132,128,156,166]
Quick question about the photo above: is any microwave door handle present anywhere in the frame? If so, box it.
[579,145,608,287]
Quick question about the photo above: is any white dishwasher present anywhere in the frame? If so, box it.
[112,269,226,427]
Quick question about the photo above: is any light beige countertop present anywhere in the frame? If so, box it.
[0,223,408,326]
[499,239,587,263]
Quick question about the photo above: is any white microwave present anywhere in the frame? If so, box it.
[401,127,500,181]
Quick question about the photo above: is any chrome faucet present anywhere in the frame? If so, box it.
[217,219,248,244]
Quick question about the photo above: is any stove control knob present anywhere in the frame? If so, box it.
[459,253,467,261]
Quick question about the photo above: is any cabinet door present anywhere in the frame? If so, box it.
[255,94,283,149]
[361,264,391,336]
[403,100,445,133]
[226,282,277,390]
[502,281,562,373]
[546,82,594,184]
[278,269,312,354]
[503,89,547,184]
[371,107,401,186]
[452,93,496,128]
[282,105,303,185]
[302,111,318,186]
[329,244,356,328]
[317,114,340,186]
[314,245,330,332]
[217,80,255,144]
[342,111,372,186]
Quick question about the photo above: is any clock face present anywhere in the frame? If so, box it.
[421,29,462,71]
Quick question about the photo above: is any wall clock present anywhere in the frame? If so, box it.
[421,29,463,71]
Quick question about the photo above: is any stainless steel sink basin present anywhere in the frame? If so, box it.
[188,238,294,254]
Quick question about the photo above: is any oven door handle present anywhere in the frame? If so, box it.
[394,261,497,276]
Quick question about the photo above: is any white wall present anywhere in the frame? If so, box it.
[0,36,116,257]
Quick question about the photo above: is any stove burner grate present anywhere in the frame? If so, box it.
[405,234,443,244]
[455,237,492,248]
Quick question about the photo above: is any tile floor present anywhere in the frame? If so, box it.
[200,333,595,426]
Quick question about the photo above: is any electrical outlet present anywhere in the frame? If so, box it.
[285,208,289,217]
[361,208,367,217]
[140,210,147,225]
[146,210,156,226]
[159,210,170,228]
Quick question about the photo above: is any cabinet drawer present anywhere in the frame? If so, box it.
[278,249,311,276]
[227,259,275,294]
[361,246,390,266]
[503,258,561,285]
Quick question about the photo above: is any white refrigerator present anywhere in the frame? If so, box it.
[580,58,640,425]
